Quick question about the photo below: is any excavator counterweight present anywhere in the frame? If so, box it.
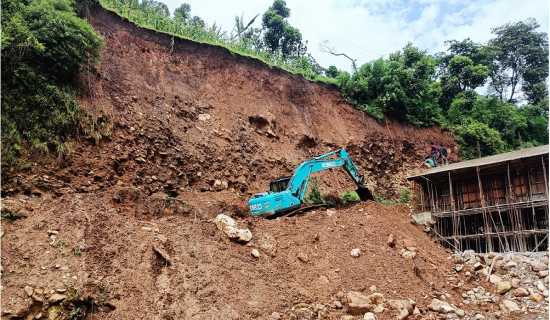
[248,149,373,216]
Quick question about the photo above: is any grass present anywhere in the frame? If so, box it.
[1,208,19,221]
[34,220,46,230]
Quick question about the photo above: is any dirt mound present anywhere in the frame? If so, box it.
[2,191,498,319]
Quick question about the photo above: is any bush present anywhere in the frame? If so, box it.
[398,187,410,203]
[340,190,360,205]
[305,178,325,205]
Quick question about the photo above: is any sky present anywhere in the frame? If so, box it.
[161,0,549,73]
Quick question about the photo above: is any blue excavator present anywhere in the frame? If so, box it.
[249,148,373,216]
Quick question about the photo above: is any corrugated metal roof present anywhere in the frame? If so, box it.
[408,145,549,181]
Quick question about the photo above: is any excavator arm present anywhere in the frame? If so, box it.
[288,149,368,201]
[249,148,373,216]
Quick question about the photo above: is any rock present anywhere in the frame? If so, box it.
[474,314,486,319]
[402,251,416,259]
[455,264,464,272]
[363,312,376,320]
[535,280,546,292]
[35,312,43,319]
[511,278,521,288]
[24,286,33,297]
[346,291,374,315]
[387,234,395,247]
[198,113,211,121]
[369,293,384,306]
[373,304,384,313]
[340,316,355,320]
[271,312,281,319]
[48,293,67,304]
[456,309,465,317]
[539,270,549,278]
[488,252,496,259]
[251,249,260,258]
[473,261,483,270]
[141,226,152,231]
[530,293,544,302]
[531,261,547,271]
[333,301,343,309]
[428,298,455,313]
[326,209,336,217]
[489,274,502,284]
[369,285,377,292]
[214,214,252,243]
[497,281,512,294]
[500,299,520,313]
[350,248,361,257]
[259,234,278,257]
[297,252,309,262]
[397,307,409,320]
[514,288,529,297]
[441,304,456,314]
[505,261,518,269]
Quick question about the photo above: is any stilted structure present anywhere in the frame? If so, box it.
[408,145,549,253]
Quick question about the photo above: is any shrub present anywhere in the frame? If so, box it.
[305,178,325,205]
[340,190,360,205]
[398,188,410,203]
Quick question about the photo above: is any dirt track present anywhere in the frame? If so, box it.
[2,5,546,320]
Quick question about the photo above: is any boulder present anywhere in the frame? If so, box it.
[214,214,252,243]
[346,291,374,315]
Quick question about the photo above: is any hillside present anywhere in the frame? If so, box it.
[1,5,547,320]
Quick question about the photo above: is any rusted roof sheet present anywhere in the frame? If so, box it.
[408,145,549,182]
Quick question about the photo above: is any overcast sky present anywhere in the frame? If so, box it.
[160,0,549,73]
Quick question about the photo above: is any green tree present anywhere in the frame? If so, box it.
[453,119,506,159]
[326,66,339,78]
[173,3,190,21]
[262,0,306,58]
[141,0,169,17]
[485,18,548,103]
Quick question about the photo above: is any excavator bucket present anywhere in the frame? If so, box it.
[356,187,374,201]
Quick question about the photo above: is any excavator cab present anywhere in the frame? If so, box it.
[269,177,291,193]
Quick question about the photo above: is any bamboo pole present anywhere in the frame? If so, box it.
[477,166,492,252]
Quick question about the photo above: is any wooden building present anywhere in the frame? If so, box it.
[407,145,549,253]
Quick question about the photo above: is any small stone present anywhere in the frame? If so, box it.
[271,312,281,319]
[387,234,395,247]
[530,293,543,302]
[35,312,43,319]
[48,294,67,304]
[455,264,464,272]
[514,288,529,297]
[497,281,512,294]
[369,293,384,306]
[539,270,549,278]
[397,307,409,320]
[531,261,547,271]
[251,249,260,258]
[456,309,465,317]
[346,291,374,315]
[333,301,343,309]
[369,285,377,292]
[474,314,486,319]
[373,304,384,313]
[473,261,483,270]
[141,227,152,231]
[489,274,501,284]
[511,278,521,288]
[402,251,416,259]
[55,288,66,293]
[363,312,376,320]
[500,299,520,312]
[350,248,361,257]
[24,286,33,297]
[297,252,309,262]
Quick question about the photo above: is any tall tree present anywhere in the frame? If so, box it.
[141,0,169,17]
[485,18,548,103]
[173,3,190,22]
[262,0,306,58]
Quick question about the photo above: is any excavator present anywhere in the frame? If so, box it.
[249,148,373,216]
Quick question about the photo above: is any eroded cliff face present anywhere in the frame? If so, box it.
[4,5,456,207]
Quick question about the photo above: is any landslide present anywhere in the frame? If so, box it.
[1,5,472,320]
